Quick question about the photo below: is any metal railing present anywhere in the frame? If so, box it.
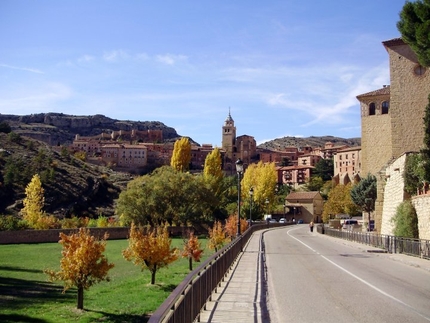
[320,225,430,259]
[148,222,285,323]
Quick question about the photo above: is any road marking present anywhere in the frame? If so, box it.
[286,227,430,322]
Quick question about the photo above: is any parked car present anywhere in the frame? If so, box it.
[342,219,360,231]
[269,219,277,223]
[279,218,287,223]
[297,219,304,224]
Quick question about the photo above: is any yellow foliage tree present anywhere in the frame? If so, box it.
[242,161,277,214]
[322,183,358,222]
[22,174,45,228]
[182,231,204,271]
[203,147,223,180]
[170,137,191,172]
[208,221,228,251]
[45,228,114,310]
[123,223,179,284]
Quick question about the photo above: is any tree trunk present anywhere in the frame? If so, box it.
[77,286,84,310]
[189,257,193,271]
[151,265,156,285]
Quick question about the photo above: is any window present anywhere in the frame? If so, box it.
[414,65,426,76]
[382,101,389,114]
[369,103,376,115]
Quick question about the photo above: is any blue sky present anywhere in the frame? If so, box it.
[0,1,407,147]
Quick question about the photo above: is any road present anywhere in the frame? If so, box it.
[264,225,430,323]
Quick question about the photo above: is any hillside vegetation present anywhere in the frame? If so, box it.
[258,135,361,150]
[0,132,130,217]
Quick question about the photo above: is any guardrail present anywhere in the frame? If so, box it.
[319,225,430,259]
[148,222,286,323]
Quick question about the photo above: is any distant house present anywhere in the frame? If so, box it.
[285,191,324,223]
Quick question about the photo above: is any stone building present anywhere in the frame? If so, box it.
[357,38,430,234]
[221,110,257,173]
[284,191,324,223]
[333,146,362,185]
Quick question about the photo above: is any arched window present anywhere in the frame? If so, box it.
[369,102,376,115]
[382,101,389,114]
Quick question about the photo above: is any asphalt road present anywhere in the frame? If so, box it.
[264,225,430,323]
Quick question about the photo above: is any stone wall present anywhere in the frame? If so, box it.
[380,153,408,235]
[0,226,196,244]
[412,196,430,240]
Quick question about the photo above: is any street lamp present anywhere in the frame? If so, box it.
[235,158,244,237]
[265,198,269,215]
[249,187,254,227]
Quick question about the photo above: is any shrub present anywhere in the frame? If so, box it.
[392,200,419,238]
[0,215,28,231]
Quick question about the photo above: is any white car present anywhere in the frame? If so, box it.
[279,218,287,223]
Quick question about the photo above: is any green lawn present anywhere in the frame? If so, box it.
[0,237,211,323]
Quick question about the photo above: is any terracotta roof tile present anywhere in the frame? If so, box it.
[286,191,320,201]
[356,86,390,99]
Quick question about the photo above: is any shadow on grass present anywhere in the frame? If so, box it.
[0,313,48,323]
[86,309,151,323]
[0,265,43,274]
[0,275,75,312]
[160,283,176,293]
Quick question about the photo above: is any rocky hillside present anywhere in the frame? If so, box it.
[0,132,131,217]
[0,113,182,146]
[258,135,361,150]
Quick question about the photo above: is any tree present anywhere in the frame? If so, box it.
[322,183,359,222]
[224,214,249,238]
[116,166,216,226]
[241,161,277,218]
[392,200,419,238]
[45,228,114,310]
[203,147,223,180]
[22,174,45,228]
[304,176,325,192]
[208,221,228,252]
[182,231,204,271]
[312,158,334,181]
[350,174,377,231]
[170,137,191,172]
[123,223,178,285]
[397,0,430,67]
[0,121,11,133]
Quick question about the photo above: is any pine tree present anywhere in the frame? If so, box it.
[397,0,430,67]
[170,137,191,172]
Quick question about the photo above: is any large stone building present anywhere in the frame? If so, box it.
[357,38,430,234]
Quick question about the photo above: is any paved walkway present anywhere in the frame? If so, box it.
[197,227,430,323]
[198,230,270,323]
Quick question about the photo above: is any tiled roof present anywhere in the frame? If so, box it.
[286,191,320,201]
[382,38,404,48]
[356,86,390,99]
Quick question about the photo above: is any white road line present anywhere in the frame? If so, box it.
[286,227,430,322]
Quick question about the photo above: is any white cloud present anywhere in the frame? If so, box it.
[78,55,95,63]
[156,54,188,65]
[103,50,129,62]
[0,64,43,74]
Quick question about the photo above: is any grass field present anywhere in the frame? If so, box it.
[0,237,212,323]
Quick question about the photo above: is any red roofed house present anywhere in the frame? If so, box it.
[284,191,324,223]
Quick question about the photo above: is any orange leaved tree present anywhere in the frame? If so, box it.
[182,231,204,271]
[208,221,228,252]
[224,214,249,238]
[123,223,178,284]
[45,228,114,310]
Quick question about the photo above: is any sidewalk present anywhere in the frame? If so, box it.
[197,230,270,323]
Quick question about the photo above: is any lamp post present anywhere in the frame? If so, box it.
[249,187,254,227]
[235,159,244,237]
[265,198,269,215]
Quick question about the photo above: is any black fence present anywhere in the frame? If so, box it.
[148,222,285,323]
[318,225,430,259]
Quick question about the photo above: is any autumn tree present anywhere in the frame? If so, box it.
[171,137,191,172]
[241,161,277,218]
[123,223,178,284]
[22,174,45,228]
[45,228,114,310]
[322,183,359,222]
[208,221,228,251]
[224,214,249,238]
[182,231,204,270]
